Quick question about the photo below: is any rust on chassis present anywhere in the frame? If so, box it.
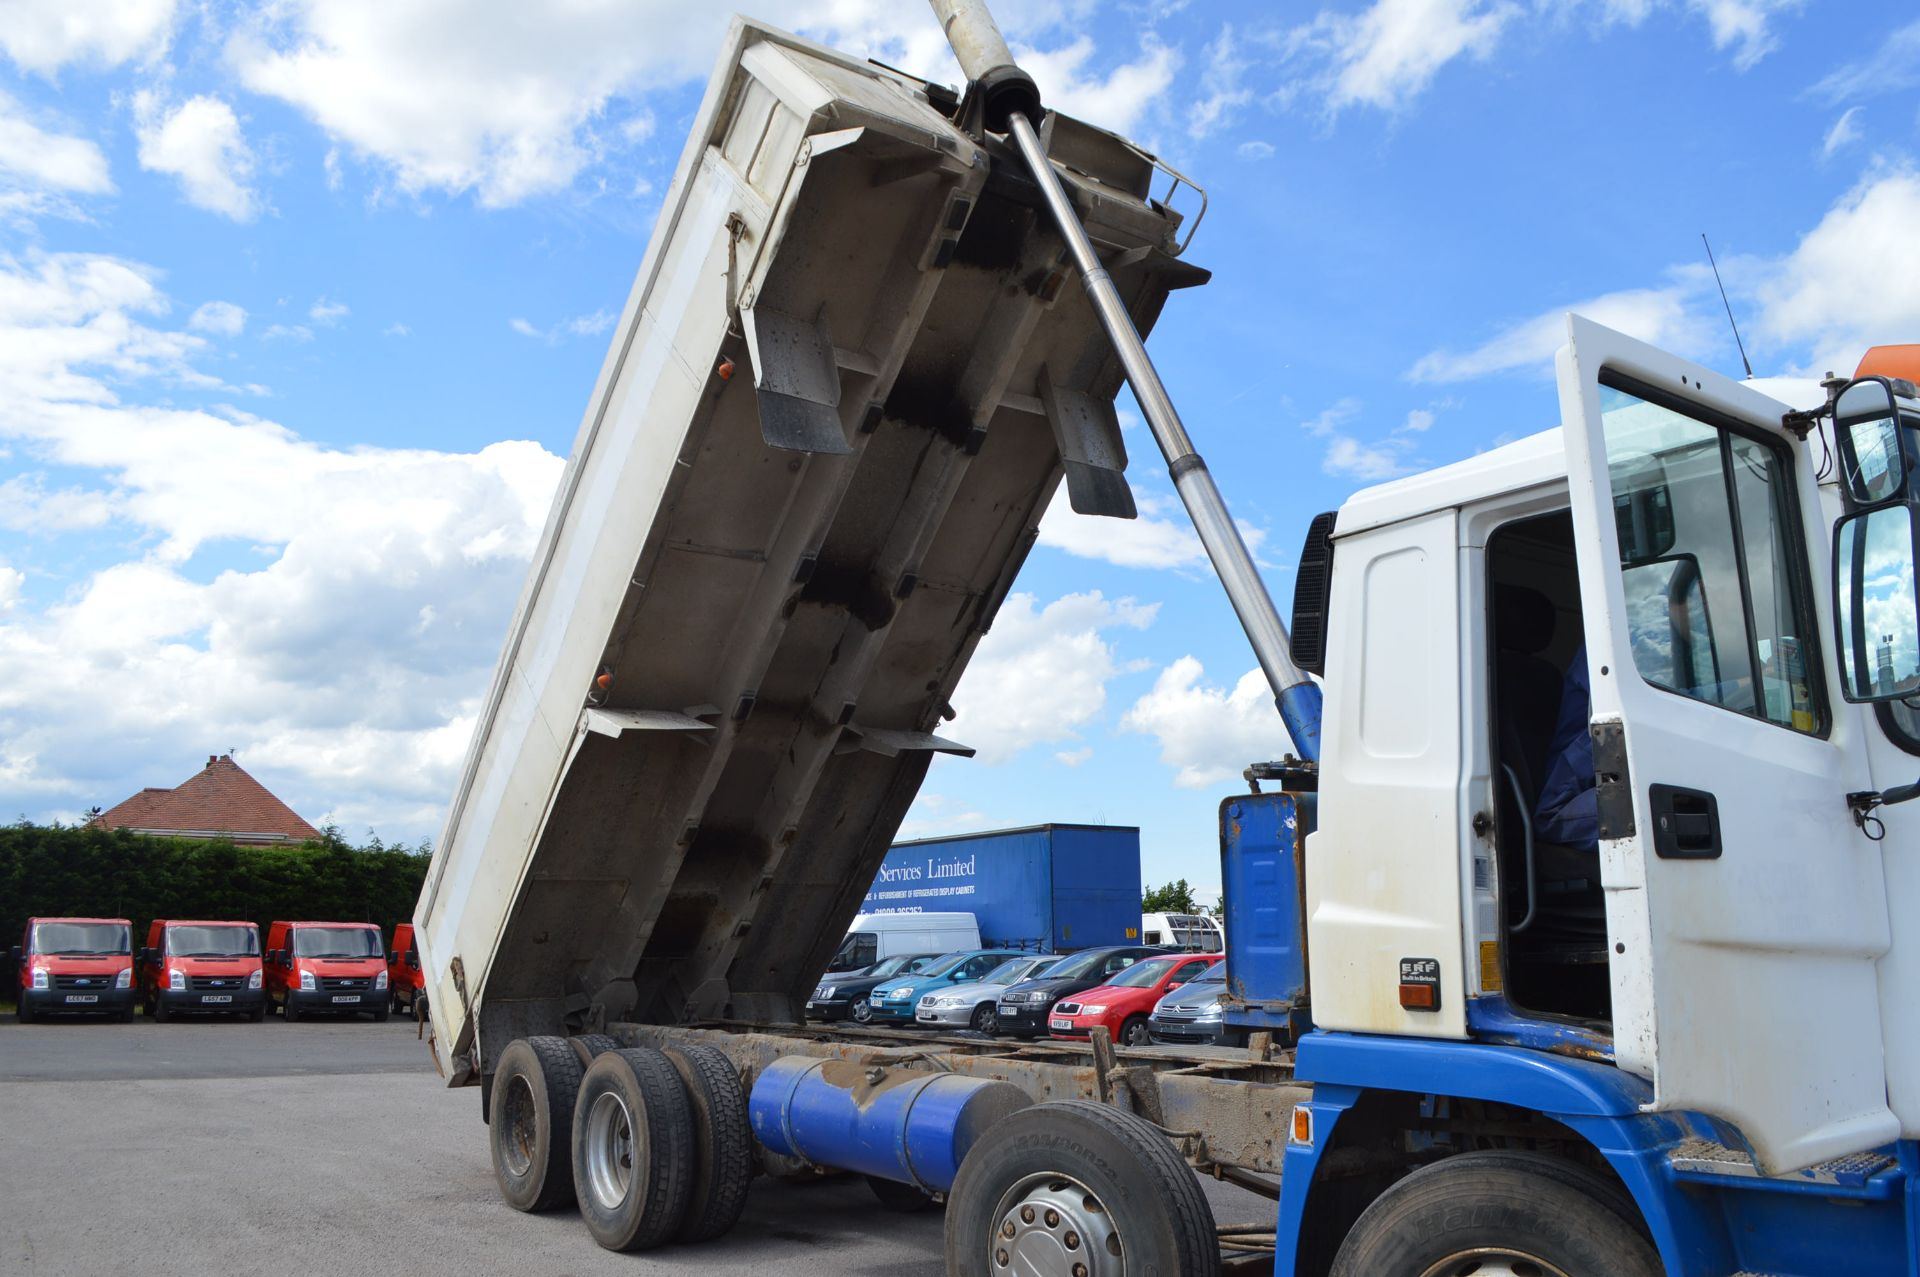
[613,1021,1310,1178]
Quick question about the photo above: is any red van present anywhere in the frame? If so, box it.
[264,920,390,1022]
[387,922,426,1018]
[139,919,266,1022]
[12,916,135,1022]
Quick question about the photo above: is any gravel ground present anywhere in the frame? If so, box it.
[0,1015,1272,1276]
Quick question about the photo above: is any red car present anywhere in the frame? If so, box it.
[12,916,135,1022]
[1048,954,1219,1046]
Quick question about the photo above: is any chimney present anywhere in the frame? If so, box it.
[208,755,218,766]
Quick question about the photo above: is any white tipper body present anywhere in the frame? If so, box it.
[1307,318,1918,1171]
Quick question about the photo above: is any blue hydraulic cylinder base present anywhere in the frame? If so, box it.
[1277,680,1323,763]
[749,1056,1031,1192]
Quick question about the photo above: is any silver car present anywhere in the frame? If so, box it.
[915,955,1060,1033]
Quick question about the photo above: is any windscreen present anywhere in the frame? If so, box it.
[166,925,260,957]
[1042,950,1110,981]
[917,952,969,978]
[987,957,1053,985]
[31,921,130,955]
[290,927,382,958]
[865,953,923,978]
[1107,957,1180,989]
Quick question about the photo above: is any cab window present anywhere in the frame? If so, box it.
[1600,375,1824,733]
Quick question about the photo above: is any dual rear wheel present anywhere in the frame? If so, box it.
[487,1035,753,1252]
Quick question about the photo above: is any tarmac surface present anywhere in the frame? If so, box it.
[0,1012,1270,1276]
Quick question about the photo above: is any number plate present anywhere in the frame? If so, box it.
[998,1003,1017,1015]
[330,994,360,1003]
[1049,1017,1073,1030]
[869,992,884,1005]
[65,994,99,1004]
[201,994,233,1004]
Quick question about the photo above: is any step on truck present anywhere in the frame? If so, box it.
[413,5,1920,1273]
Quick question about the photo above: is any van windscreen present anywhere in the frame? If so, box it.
[166,925,260,957]
[291,927,382,958]
[32,921,130,955]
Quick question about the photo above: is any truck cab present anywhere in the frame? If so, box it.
[265,920,390,1022]
[139,919,265,1022]
[12,915,134,1022]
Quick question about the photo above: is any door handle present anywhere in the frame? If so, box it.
[1650,784,1721,860]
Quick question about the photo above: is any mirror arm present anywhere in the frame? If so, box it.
[1781,372,1850,440]
[1848,779,1920,838]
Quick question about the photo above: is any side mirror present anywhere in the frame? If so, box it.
[407,955,420,971]
[387,951,398,965]
[1836,377,1907,506]
[1612,454,1677,565]
[8,945,20,965]
[139,947,158,965]
[1166,981,1184,990]
[269,949,286,967]
[1834,505,1920,701]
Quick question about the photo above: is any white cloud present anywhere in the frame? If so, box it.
[1038,484,1267,571]
[1122,657,1289,788]
[1319,0,1521,113]
[384,322,411,338]
[0,247,565,834]
[132,92,261,221]
[0,474,115,532]
[0,93,113,194]
[1819,106,1861,159]
[263,323,312,342]
[948,591,1157,764]
[1189,25,1252,138]
[1688,0,1793,71]
[1408,281,1716,382]
[1237,140,1276,160]
[225,0,1165,205]
[510,309,616,343]
[188,300,247,336]
[309,297,349,325]
[0,0,177,75]
[1810,19,1920,104]
[896,790,990,841]
[1055,746,1093,767]
[1299,398,1434,480]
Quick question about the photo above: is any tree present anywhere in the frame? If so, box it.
[1142,878,1200,914]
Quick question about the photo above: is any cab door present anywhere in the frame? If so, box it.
[1555,315,1899,1173]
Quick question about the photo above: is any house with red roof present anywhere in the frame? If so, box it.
[90,754,321,847]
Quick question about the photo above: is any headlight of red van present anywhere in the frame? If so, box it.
[117,968,133,989]
[298,969,316,992]
[168,967,185,991]
[30,967,48,989]
[375,969,388,990]
[248,969,263,989]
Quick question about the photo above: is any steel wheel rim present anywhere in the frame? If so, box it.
[584,1090,640,1211]
[499,1074,538,1178]
[1121,1021,1150,1046]
[989,1171,1120,1277]
[1418,1250,1573,1277]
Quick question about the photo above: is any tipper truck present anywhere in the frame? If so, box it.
[415,5,1920,1273]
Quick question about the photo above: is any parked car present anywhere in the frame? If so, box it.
[827,912,980,972]
[139,919,265,1022]
[991,944,1170,1038]
[388,922,426,1017]
[1050,954,1220,1046]
[914,954,1060,1033]
[264,920,389,1021]
[1147,961,1233,1046]
[12,916,134,1022]
[865,949,1031,1023]
[806,952,942,1023]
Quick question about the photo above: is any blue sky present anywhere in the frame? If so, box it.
[1,0,1917,897]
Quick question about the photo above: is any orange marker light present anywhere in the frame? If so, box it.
[595,672,614,691]
[1291,1105,1313,1145]
[716,357,735,381]
[1399,982,1437,1010]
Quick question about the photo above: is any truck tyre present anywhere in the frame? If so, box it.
[868,1174,939,1212]
[568,1033,623,1066]
[154,998,171,1023]
[118,1004,134,1023]
[1329,1150,1663,1277]
[249,1003,266,1023]
[491,1035,585,1212]
[969,1004,996,1034]
[283,996,299,1023]
[373,999,391,1023]
[571,1048,695,1251]
[1118,1015,1151,1046]
[663,1044,754,1242]
[945,1100,1219,1277]
[16,996,31,1024]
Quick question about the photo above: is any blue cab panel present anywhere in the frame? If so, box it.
[864,823,1140,951]
[1220,791,1310,1035]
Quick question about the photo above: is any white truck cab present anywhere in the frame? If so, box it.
[1302,316,1918,1174]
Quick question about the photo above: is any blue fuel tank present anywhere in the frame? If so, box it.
[748,1056,1031,1192]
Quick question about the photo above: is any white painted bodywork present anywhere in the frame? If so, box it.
[1311,316,1915,1172]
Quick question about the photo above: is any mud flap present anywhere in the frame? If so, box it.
[743,306,850,455]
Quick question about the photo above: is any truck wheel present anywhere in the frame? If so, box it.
[664,1045,754,1242]
[970,1004,996,1034]
[945,1100,1218,1277]
[568,1033,623,1066]
[16,997,31,1024]
[118,1005,134,1023]
[249,1003,266,1023]
[868,1175,939,1212]
[1118,1015,1151,1046]
[1330,1150,1662,1277]
[571,1048,695,1251]
[154,999,171,1024]
[490,1036,585,1212]
[374,999,391,1023]
[283,997,299,1023]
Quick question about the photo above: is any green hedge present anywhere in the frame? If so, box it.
[0,822,430,953]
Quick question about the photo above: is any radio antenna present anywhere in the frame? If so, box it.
[1701,232,1753,380]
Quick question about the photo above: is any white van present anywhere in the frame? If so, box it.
[1140,912,1225,952]
[828,912,980,972]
